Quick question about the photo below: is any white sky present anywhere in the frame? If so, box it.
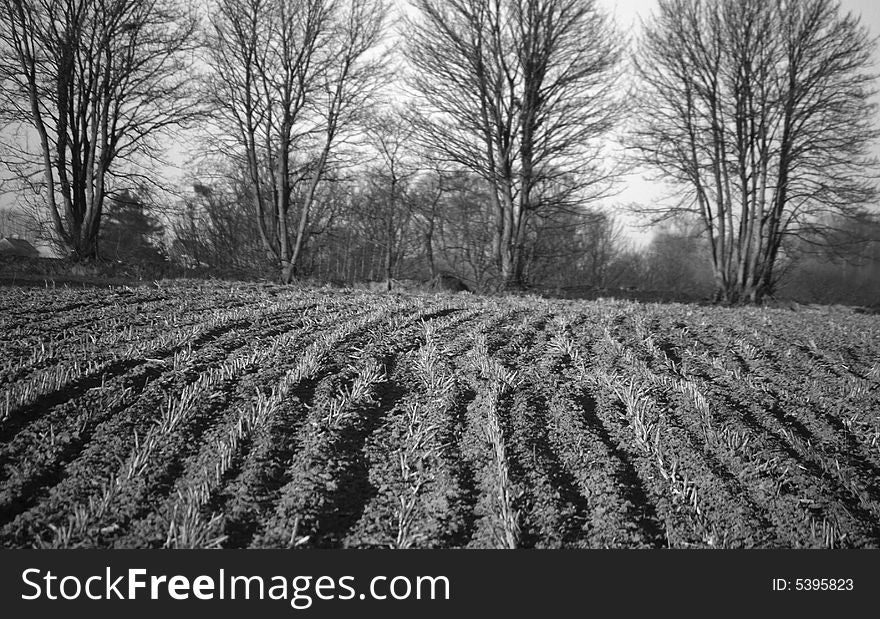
[3,0,880,247]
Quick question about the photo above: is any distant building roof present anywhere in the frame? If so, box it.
[0,237,41,258]
[35,241,63,258]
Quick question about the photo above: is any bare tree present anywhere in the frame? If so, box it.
[517,207,626,289]
[172,175,266,274]
[431,170,498,290]
[0,0,198,260]
[573,210,627,288]
[362,107,418,289]
[630,0,879,303]
[405,0,622,290]
[407,165,445,282]
[203,0,389,283]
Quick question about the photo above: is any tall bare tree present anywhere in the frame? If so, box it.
[203,0,389,283]
[630,0,879,303]
[0,0,198,260]
[407,164,445,282]
[361,107,419,289]
[405,0,622,290]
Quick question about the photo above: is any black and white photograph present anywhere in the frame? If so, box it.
[1,0,879,613]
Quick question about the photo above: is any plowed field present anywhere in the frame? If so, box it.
[2,282,879,548]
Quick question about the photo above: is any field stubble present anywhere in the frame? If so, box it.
[1,282,878,548]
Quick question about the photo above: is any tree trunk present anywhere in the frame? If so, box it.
[384,216,394,291]
[425,226,436,281]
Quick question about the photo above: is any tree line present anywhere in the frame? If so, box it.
[1,0,878,303]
